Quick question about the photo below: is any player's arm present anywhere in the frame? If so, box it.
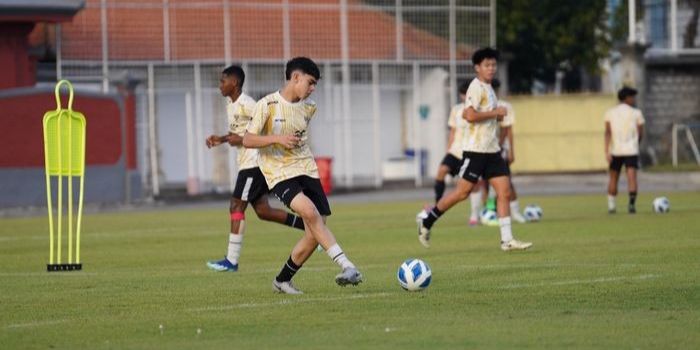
[506,126,515,164]
[447,127,456,149]
[604,121,612,163]
[206,134,228,148]
[464,106,506,123]
[226,133,243,146]
[243,132,298,149]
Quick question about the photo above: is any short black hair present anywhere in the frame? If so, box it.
[458,81,469,95]
[617,86,638,101]
[491,78,501,90]
[285,57,321,81]
[222,65,245,89]
[472,47,499,65]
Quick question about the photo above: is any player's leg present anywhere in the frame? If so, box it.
[206,197,248,272]
[607,157,621,213]
[272,224,317,295]
[625,157,639,214]
[252,198,305,230]
[508,173,527,223]
[490,175,532,251]
[417,178,476,248]
[469,179,484,226]
[434,162,450,203]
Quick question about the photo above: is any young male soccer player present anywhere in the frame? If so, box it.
[605,86,645,214]
[415,48,533,251]
[243,57,362,294]
[205,65,306,272]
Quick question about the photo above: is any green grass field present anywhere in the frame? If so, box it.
[1,192,699,349]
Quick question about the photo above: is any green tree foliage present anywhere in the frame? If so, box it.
[498,0,611,93]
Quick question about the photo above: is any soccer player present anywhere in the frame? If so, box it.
[605,86,645,214]
[415,48,533,251]
[205,65,306,272]
[483,78,527,223]
[243,57,363,294]
[428,82,484,225]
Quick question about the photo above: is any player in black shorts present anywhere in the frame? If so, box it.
[416,48,532,252]
[433,81,470,203]
[204,65,305,273]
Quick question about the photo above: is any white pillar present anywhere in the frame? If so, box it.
[449,0,457,108]
[100,0,109,93]
[56,24,62,80]
[147,64,160,196]
[340,0,353,188]
[412,62,422,187]
[223,0,232,65]
[670,0,678,52]
[372,62,382,188]
[396,0,403,61]
[194,62,205,190]
[163,0,171,62]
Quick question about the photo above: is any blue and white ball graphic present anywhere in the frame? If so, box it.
[397,258,432,292]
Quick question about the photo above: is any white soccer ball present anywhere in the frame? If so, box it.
[397,258,432,292]
[480,208,498,225]
[653,197,670,213]
[523,204,543,222]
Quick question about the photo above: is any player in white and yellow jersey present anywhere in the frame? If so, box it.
[416,48,533,252]
[243,57,362,294]
[204,65,306,273]
[605,86,645,214]
[432,82,468,201]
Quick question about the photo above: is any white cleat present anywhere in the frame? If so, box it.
[335,267,363,286]
[416,216,431,248]
[512,212,528,224]
[500,239,533,252]
[272,279,303,294]
[415,209,428,222]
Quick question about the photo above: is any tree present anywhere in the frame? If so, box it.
[497,0,611,93]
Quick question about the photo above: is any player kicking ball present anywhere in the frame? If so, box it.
[205,65,306,272]
[416,47,532,252]
[243,57,362,294]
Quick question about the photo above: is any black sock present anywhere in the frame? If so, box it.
[275,256,301,282]
[284,213,305,230]
[629,192,637,206]
[422,207,444,229]
[434,180,446,203]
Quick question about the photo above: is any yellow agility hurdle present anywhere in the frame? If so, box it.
[43,80,86,272]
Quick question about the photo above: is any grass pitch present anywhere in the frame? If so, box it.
[1,192,699,349]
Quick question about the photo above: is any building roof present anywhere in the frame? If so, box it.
[0,0,84,22]
[57,0,472,62]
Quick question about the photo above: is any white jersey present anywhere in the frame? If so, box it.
[605,103,645,156]
[463,78,500,153]
[447,103,468,158]
[226,93,259,170]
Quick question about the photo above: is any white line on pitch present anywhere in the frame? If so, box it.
[187,292,392,312]
[5,319,69,329]
[500,274,659,289]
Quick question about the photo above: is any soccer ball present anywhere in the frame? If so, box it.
[653,197,670,213]
[480,208,498,225]
[397,258,432,292]
[523,204,543,222]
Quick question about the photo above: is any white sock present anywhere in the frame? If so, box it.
[499,217,513,242]
[470,190,482,219]
[607,195,616,211]
[226,230,244,264]
[326,243,355,270]
[510,200,520,215]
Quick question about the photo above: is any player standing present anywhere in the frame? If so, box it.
[415,48,532,251]
[243,57,363,294]
[605,86,645,214]
[205,65,306,272]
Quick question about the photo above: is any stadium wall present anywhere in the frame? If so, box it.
[507,94,615,173]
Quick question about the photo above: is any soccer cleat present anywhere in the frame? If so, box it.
[415,209,428,222]
[500,239,533,251]
[335,267,363,286]
[512,212,527,224]
[608,208,616,214]
[272,279,303,294]
[628,204,636,214]
[469,217,480,226]
[206,257,238,272]
[416,217,431,248]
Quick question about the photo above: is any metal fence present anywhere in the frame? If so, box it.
[57,0,494,197]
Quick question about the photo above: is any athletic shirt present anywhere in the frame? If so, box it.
[604,103,645,156]
[447,103,468,158]
[463,78,500,153]
[246,91,319,188]
[226,93,259,170]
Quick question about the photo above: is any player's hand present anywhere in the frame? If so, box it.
[277,135,301,149]
[494,107,507,121]
[206,135,222,148]
[605,152,612,164]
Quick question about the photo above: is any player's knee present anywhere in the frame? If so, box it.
[297,206,320,222]
[230,199,245,213]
